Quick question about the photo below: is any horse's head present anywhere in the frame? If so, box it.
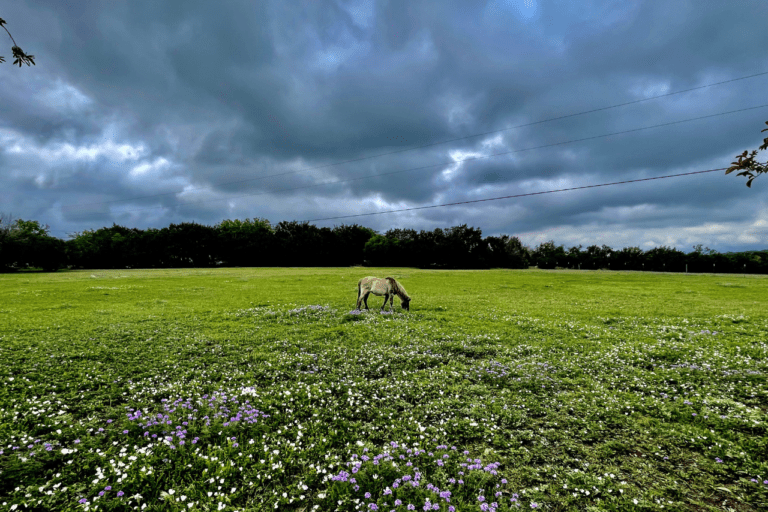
[401,298,410,311]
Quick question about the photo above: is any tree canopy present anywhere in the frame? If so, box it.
[1,215,766,274]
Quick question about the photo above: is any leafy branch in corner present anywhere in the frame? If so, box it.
[725,121,768,187]
[0,17,36,67]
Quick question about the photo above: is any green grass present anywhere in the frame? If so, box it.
[0,267,766,511]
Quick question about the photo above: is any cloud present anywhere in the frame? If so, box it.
[1,0,767,251]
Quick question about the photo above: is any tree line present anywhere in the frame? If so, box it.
[1,215,766,274]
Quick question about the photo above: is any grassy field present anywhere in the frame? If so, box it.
[0,267,766,511]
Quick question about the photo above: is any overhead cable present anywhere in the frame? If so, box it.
[300,168,726,222]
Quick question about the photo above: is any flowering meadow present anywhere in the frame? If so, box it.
[0,267,766,511]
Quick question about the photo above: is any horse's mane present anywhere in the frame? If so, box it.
[386,277,409,299]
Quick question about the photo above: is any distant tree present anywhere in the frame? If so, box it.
[66,225,144,269]
[160,222,218,267]
[644,246,685,272]
[383,228,418,267]
[0,213,26,270]
[505,236,531,269]
[483,235,510,268]
[273,221,324,267]
[216,218,274,267]
[692,244,717,256]
[363,234,399,267]
[726,121,768,187]
[583,245,613,269]
[0,215,65,271]
[0,213,14,268]
[613,246,644,271]
[316,226,336,267]
[565,245,583,269]
[728,250,768,274]
[331,224,376,266]
[414,229,446,268]
[533,240,566,269]
[442,224,486,269]
[0,18,35,67]
[133,228,166,268]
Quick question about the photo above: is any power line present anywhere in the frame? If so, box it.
[60,71,768,212]
[63,103,768,217]
[36,166,740,237]
[300,168,726,222]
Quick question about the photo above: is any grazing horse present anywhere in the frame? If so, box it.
[356,276,411,312]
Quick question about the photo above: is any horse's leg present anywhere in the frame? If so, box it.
[363,292,370,310]
[389,294,394,311]
[381,293,388,311]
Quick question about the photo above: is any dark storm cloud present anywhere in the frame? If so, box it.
[1,0,767,250]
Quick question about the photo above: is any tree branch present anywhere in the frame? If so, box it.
[726,121,768,187]
[1,17,36,67]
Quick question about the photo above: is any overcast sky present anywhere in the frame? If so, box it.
[2,0,767,252]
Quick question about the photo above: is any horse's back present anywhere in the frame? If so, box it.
[358,276,391,296]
